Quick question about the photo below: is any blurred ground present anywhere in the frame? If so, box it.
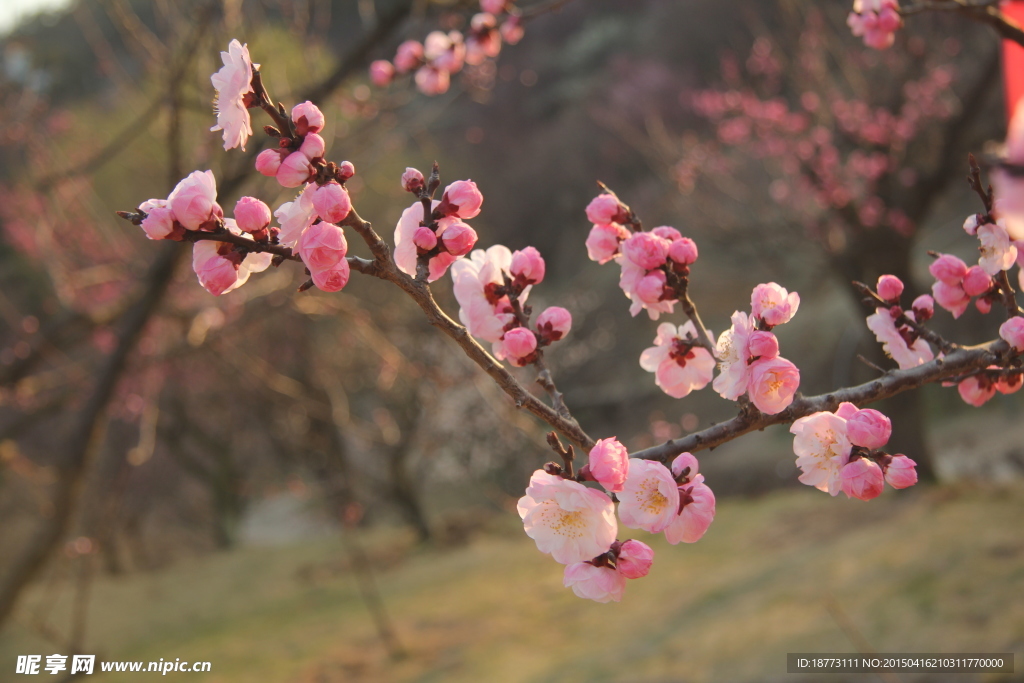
[4,481,1023,683]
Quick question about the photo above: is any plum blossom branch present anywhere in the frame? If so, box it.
[899,0,1024,47]
[852,280,957,354]
[631,338,1007,463]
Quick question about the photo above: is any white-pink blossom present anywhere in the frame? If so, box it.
[517,470,617,564]
[664,474,715,544]
[617,459,680,534]
[639,322,716,399]
[563,562,626,603]
[274,183,318,247]
[791,410,851,496]
[747,356,799,414]
[210,39,255,151]
[451,245,520,345]
[713,310,755,400]
[865,308,934,368]
[139,199,176,240]
[977,222,1017,275]
[168,170,221,230]
[1000,316,1024,351]
[750,282,800,327]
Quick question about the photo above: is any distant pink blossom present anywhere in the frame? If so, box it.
[617,459,680,533]
[865,308,934,368]
[425,30,466,73]
[210,39,254,151]
[840,458,885,501]
[750,282,800,327]
[664,474,715,544]
[536,306,572,342]
[993,106,1024,241]
[1000,316,1024,351]
[847,0,902,50]
[587,437,630,493]
[586,223,629,263]
[846,409,891,449]
[884,455,918,489]
[481,0,506,14]
[747,356,799,414]
[291,101,325,135]
[791,410,851,496]
[876,274,904,302]
[616,540,654,579]
[639,322,716,399]
[168,170,221,230]
[586,194,624,225]
[517,469,617,564]
[393,40,424,73]
[312,182,352,224]
[563,562,625,603]
[369,60,395,87]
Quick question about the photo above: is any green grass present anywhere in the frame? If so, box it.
[4,485,1024,682]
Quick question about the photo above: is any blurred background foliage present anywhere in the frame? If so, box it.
[0,0,1022,680]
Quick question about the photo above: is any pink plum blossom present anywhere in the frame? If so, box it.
[615,540,654,579]
[291,101,325,135]
[884,455,918,489]
[617,459,680,533]
[835,401,860,420]
[621,232,670,270]
[714,310,756,400]
[586,223,630,263]
[639,322,716,399]
[651,226,682,242]
[393,40,424,73]
[440,180,484,219]
[277,151,314,188]
[748,330,779,359]
[255,149,283,177]
[635,270,668,304]
[1000,316,1024,352]
[536,306,572,342]
[210,39,254,151]
[466,14,502,65]
[438,218,477,255]
[510,246,545,285]
[671,452,700,483]
[664,474,715,544]
[168,170,221,230]
[274,183,318,247]
[586,194,624,225]
[425,30,466,73]
[668,237,698,265]
[139,199,177,240]
[394,200,463,282]
[312,182,352,224]
[747,356,800,414]
[563,562,625,603]
[958,375,996,406]
[931,280,970,318]
[791,410,852,496]
[847,0,902,50]
[369,60,395,87]
[233,197,271,234]
[191,222,271,296]
[750,282,800,327]
[310,259,350,292]
[451,245,520,345]
[620,259,675,320]
[962,266,992,297]
[840,458,885,501]
[413,226,437,251]
[865,308,934,368]
[297,221,347,271]
[876,274,904,302]
[846,409,891,449]
[928,253,968,285]
[963,214,980,236]
[911,294,934,321]
[977,222,1017,275]
[517,469,617,564]
[402,167,425,193]
[587,437,629,493]
[500,327,538,366]
[299,133,325,160]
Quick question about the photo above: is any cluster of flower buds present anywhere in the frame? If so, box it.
[584,191,699,320]
[865,274,935,369]
[946,316,1024,406]
[791,403,917,500]
[713,284,802,414]
[519,438,714,602]
[395,169,482,283]
[255,101,334,189]
[369,0,524,96]
[847,0,902,50]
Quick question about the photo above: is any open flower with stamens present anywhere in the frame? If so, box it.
[451,245,524,345]
[210,39,255,151]
[517,470,617,565]
[639,321,715,398]
[790,411,852,496]
[617,459,680,533]
[713,310,755,400]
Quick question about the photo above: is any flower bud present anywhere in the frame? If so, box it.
[963,213,980,236]
[192,241,239,296]
[588,437,628,493]
[884,455,917,489]
[670,452,699,482]
[835,401,859,420]
[415,65,450,96]
[536,306,572,341]
[651,226,682,242]
[139,199,176,240]
[299,133,325,160]
[394,40,424,73]
[440,219,478,256]
[291,101,325,135]
[586,194,624,226]
[413,226,437,251]
[510,246,546,285]
[337,161,356,181]
[586,223,628,263]
[1000,316,1024,351]
[441,180,484,219]
[255,149,284,177]
[876,274,904,302]
[369,60,395,87]
[621,232,669,270]
[310,259,350,292]
[168,170,219,230]
[840,458,884,501]
[846,409,891,449]
[312,182,352,224]
[962,265,992,297]
[502,327,537,361]
[928,253,968,285]
[931,281,969,318]
[668,237,698,265]
[481,0,506,14]
[911,294,934,321]
[298,221,347,272]
[747,330,779,360]
[616,539,654,579]
[402,167,425,193]
[277,152,314,188]
[636,270,668,304]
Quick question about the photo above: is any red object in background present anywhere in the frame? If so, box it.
[1003,1,1024,121]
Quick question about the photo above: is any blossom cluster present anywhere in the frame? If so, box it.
[369,0,524,96]
[847,0,902,51]
[519,439,714,602]
[395,172,482,283]
[791,402,916,500]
